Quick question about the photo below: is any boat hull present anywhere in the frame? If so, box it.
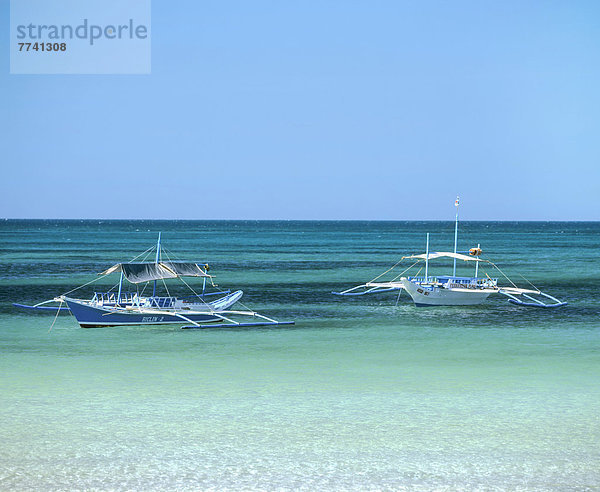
[64,292,242,327]
[401,278,494,306]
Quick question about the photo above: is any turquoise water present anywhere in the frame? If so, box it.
[1,220,599,490]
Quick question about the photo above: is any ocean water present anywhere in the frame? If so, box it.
[0,220,599,490]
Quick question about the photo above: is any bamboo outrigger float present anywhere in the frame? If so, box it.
[333,198,567,308]
[14,233,295,329]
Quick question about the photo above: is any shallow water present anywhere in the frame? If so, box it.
[1,220,599,490]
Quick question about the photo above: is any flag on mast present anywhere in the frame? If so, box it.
[455,196,460,207]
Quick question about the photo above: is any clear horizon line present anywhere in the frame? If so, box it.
[2,217,599,222]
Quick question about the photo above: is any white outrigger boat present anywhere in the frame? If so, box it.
[14,234,294,329]
[333,198,567,308]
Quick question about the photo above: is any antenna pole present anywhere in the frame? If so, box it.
[453,196,459,277]
[425,233,430,282]
[475,243,480,278]
[153,232,161,297]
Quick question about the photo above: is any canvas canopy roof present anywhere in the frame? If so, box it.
[100,262,210,284]
[403,252,485,262]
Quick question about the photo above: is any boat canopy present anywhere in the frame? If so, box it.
[100,262,210,284]
[403,252,485,262]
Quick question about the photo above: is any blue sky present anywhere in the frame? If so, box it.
[2,1,599,220]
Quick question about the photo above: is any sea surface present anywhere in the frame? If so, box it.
[0,220,598,491]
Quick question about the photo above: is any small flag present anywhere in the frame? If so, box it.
[455,196,460,207]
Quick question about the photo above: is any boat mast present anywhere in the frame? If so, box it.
[117,271,124,304]
[475,243,480,278]
[425,233,430,282]
[453,195,459,277]
[153,232,161,296]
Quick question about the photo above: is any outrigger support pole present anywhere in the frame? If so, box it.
[332,284,402,296]
[182,321,296,329]
[181,310,295,329]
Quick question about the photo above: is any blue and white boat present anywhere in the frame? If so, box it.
[333,197,567,308]
[15,234,294,329]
